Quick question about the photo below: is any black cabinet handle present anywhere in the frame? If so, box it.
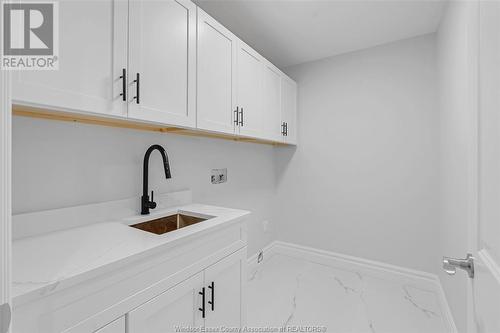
[119,68,126,101]
[208,281,215,311]
[281,122,286,136]
[198,287,206,318]
[239,108,244,126]
[285,122,288,136]
[133,73,140,104]
[234,107,239,126]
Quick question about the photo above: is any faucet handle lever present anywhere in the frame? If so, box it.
[149,191,157,210]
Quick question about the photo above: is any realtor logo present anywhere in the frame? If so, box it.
[1,1,58,70]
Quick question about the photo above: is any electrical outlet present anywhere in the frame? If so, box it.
[211,168,227,184]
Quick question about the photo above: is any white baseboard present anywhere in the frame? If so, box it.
[248,240,457,333]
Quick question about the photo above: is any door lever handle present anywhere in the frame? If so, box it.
[443,253,474,278]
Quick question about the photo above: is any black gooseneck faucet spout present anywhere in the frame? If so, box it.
[141,144,172,215]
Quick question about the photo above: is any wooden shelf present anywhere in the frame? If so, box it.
[12,105,287,147]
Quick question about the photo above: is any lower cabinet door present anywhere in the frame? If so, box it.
[94,317,125,333]
[127,272,204,332]
[204,248,246,329]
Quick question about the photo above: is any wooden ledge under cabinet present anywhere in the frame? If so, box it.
[12,104,288,147]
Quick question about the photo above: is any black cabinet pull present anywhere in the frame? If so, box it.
[133,73,140,104]
[208,281,215,311]
[285,122,288,136]
[234,107,239,126]
[198,287,206,318]
[281,122,286,136]
[239,108,244,126]
[119,68,126,101]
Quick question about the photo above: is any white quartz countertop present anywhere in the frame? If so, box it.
[12,203,249,306]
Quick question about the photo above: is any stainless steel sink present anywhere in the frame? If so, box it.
[130,213,208,235]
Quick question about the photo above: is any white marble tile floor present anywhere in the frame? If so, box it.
[247,253,450,333]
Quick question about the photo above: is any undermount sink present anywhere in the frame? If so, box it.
[130,213,209,235]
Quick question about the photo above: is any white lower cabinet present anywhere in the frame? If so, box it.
[204,248,245,328]
[127,248,245,332]
[127,272,204,332]
[13,214,247,333]
[94,317,125,333]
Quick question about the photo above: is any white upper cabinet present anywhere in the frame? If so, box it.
[261,62,283,141]
[127,272,204,333]
[196,10,296,143]
[196,8,237,134]
[127,0,196,127]
[236,41,264,139]
[12,0,128,118]
[281,76,298,145]
[236,41,285,142]
[11,0,297,145]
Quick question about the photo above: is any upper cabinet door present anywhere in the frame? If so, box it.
[261,63,283,141]
[281,76,297,145]
[197,9,237,134]
[128,0,196,127]
[12,0,128,118]
[236,41,265,139]
[127,272,204,333]
[204,248,246,329]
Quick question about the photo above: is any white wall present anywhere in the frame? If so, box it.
[12,117,276,257]
[436,2,478,332]
[276,34,440,273]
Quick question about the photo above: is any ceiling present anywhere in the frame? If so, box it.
[194,0,448,69]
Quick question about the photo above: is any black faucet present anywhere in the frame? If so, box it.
[141,144,172,215]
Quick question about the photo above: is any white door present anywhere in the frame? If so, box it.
[127,272,204,333]
[261,63,282,141]
[281,75,298,145]
[94,317,125,333]
[473,2,500,332]
[204,248,246,329]
[128,0,196,128]
[0,70,12,333]
[196,8,237,135]
[236,41,264,139]
[12,0,128,118]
